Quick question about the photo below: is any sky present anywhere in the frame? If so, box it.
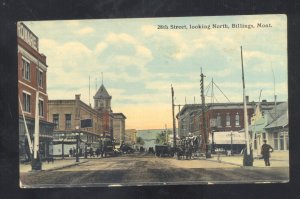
[22,14,287,130]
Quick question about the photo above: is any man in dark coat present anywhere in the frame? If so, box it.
[261,140,274,166]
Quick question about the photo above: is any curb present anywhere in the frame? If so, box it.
[43,160,89,172]
[206,159,243,167]
[24,160,89,173]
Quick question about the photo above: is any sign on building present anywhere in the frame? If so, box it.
[17,22,39,51]
[81,119,93,128]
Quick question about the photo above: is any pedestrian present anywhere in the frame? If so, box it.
[69,148,72,157]
[261,140,273,166]
[72,147,76,157]
[89,147,94,157]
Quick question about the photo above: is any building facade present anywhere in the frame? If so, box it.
[48,84,127,157]
[249,102,289,152]
[48,95,102,157]
[94,84,114,138]
[113,113,126,145]
[18,22,54,161]
[177,100,279,153]
[124,129,137,146]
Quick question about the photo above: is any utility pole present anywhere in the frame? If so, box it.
[230,131,234,154]
[200,69,210,158]
[171,85,177,149]
[165,124,168,144]
[31,90,42,170]
[241,46,253,166]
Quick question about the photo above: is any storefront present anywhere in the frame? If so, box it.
[19,117,54,162]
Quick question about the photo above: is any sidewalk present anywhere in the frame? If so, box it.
[210,151,289,167]
[20,158,89,173]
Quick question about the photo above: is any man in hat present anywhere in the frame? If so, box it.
[261,140,274,166]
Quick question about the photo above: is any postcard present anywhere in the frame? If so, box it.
[18,14,288,188]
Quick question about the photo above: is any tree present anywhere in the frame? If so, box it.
[156,130,172,145]
[136,136,144,146]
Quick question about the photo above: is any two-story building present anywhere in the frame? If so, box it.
[177,98,279,153]
[48,84,127,157]
[48,94,102,157]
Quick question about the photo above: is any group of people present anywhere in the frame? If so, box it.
[68,147,96,158]
[69,147,82,157]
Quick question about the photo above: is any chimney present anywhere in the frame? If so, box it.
[75,94,81,100]
[75,94,81,119]
[40,53,46,63]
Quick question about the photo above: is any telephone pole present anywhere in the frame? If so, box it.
[200,69,210,158]
[241,46,253,166]
[171,85,177,149]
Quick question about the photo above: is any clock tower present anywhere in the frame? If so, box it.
[94,84,112,112]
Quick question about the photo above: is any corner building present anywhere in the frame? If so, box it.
[18,22,54,161]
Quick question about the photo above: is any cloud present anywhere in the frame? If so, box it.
[106,32,136,44]
[95,42,108,54]
[76,27,95,35]
[141,25,202,61]
[65,20,80,27]
[27,16,287,129]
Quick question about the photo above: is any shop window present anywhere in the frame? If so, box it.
[280,134,284,150]
[273,132,279,150]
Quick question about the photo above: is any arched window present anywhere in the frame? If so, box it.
[235,113,240,126]
[217,113,221,127]
[226,113,230,127]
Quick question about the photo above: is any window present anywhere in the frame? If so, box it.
[53,114,59,129]
[286,135,289,150]
[22,92,31,112]
[65,114,71,129]
[217,113,221,127]
[226,113,230,127]
[36,69,43,87]
[273,132,279,150]
[22,59,30,81]
[235,113,240,126]
[280,134,284,150]
[38,99,44,117]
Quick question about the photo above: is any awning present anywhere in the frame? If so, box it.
[210,131,246,145]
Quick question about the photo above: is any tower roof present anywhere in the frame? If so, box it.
[94,84,111,99]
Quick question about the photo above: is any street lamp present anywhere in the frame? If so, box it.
[75,126,80,162]
[230,131,233,155]
[211,130,215,154]
[61,133,65,159]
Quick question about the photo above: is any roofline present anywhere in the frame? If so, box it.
[177,101,285,117]
[113,112,127,119]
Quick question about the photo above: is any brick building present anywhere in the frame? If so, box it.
[94,84,114,138]
[177,99,279,153]
[18,22,54,161]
